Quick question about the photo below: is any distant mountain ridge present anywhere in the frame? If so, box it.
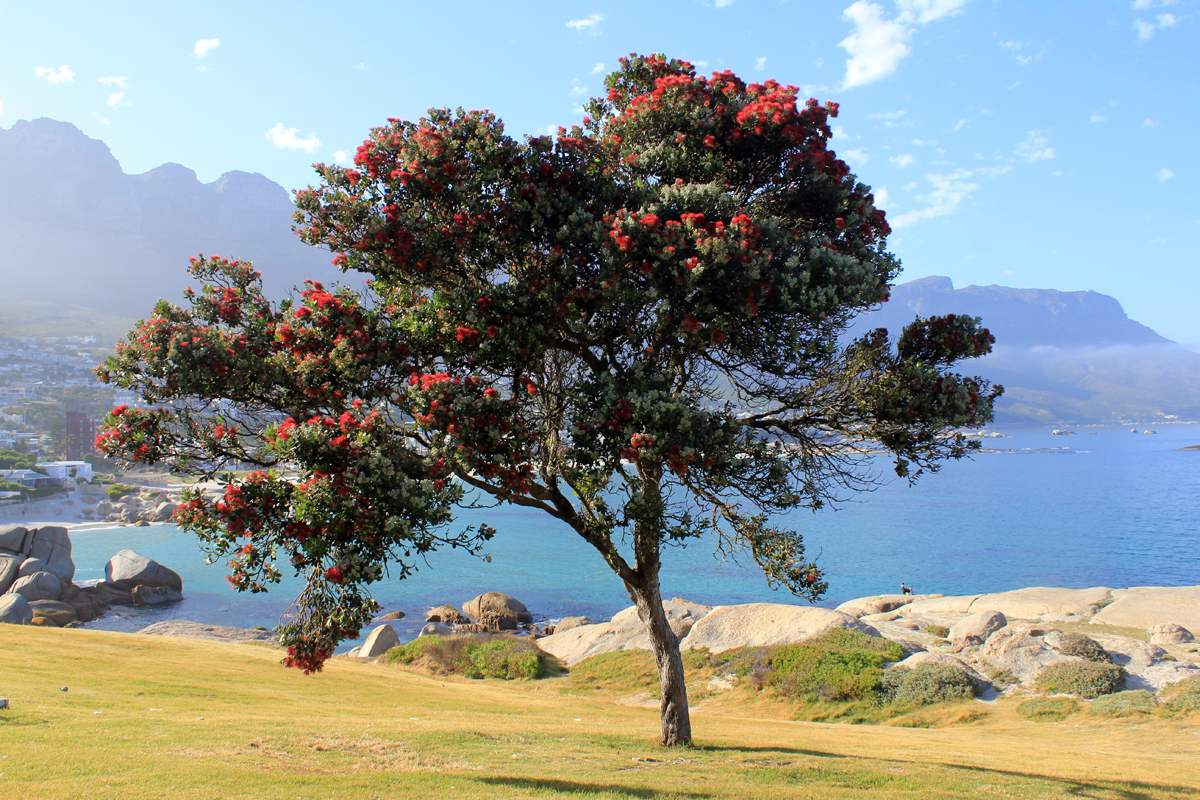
[1,118,1197,424]
[0,117,350,317]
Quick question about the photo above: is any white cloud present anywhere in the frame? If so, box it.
[566,14,604,34]
[875,186,890,207]
[891,170,980,227]
[107,92,129,107]
[694,60,709,69]
[1143,118,1161,127]
[1155,168,1175,182]
[896,0,968,24]
[755,57,768,71]
[999,39,1043,66]
[869,109,907,120]
[35,65,74,84]
[831,125,849,140]
[1158,13,1178,26]
[953,118,967,132]
[715,0,736,6]
[1133,19,1156,38]
[1090,114,1106,123]
[333,150,350,165]
[591,62,606,74]
[1133,0,1178,6]
[265,123,321,153]
[839,2,912,89]
[890,154,915,168]
[99,76,128,89]
[92,113,109,125]
[842,148,869,167]
[569,83,588,96]
[194,38,220,58]
[355,62,367,70]
[1015,130,1055,162]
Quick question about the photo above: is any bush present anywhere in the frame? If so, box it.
[1017,697,1078,722]
[1058,633,1111,663]
[107,483,137,501]
[1035,661,1125,699]
[1160,676,1200,715]
[923,625,950,638]
[386,635,544,680]
[882,663,980,708]
[1089,690,1155,717]
[766,628,903,703]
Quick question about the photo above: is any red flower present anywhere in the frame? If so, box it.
[324,566,344,584]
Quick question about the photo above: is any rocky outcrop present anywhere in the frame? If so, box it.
[537,599,712,666]
[949,610,1007,650]
[462,592,532,625]
[1150,623,1194,646]
[978,624,1072,683]
[899,587,1112,621]
[359,624,401,658]
[137,620,278,644]
[681,605,879,654]
[835,594,933,618]
[554,616,592,634]
[8,571,62,602]
[0,593,33,625]
[1091,587,1200,631]
[426,605,469,625]
[105,549,183,592]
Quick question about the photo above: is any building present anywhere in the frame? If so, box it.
[36,460,94,484]
[0,468,56,488]
[65,410,96,460]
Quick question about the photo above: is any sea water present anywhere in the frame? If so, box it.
[69,424,1200,648]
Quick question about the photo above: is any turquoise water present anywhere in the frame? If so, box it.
[70,424,1200,649]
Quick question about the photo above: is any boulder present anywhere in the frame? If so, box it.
[8,571,63,602]
[154,502,178,522]
[28,599,76,627]
[375,610,406,622]
[0,593,33,625]
[426,605,469,624]
[17,557,46,578]
[0,525,31,553]
[80,495,98,505]
[1149,623,1195,646]
[1090,586,1200,631]
[537,598,712,666]
[420,622,452,637]
[94,501,114,517]
[131,585,183,605]
[26,527,74,583]
[0,552,25,595]
[979,624,1071,683]
[968,586,1112,619]
[554,616,592,634]
[835,594,929,618]
[949,610,1007,649]
[1126,662,1200,692]
[462,592,532,625]
[460,611,517,632]
[900,595,981,616]
[136,621,279,643]
[681,604,876,655]
[359,624,401,658]
[1101,638,1165,672]
[104,550,183,591]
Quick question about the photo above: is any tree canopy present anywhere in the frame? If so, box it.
[96,54,1000,746]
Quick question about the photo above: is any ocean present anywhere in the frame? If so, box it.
[69,424,1200,650]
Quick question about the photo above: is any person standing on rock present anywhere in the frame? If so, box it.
[901,582,914,596]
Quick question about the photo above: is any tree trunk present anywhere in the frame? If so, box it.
[628,571,692,747]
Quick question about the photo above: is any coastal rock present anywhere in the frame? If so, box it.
[1101,638,1165,672]
[420,622,452,637]
[359,624,401,658]
[681,604,877,655]
[104,550,183,591]
[836,594,931,618]
[17,557,47,578]
[131,584,183,606]
[979,624,1071,683]
[0,593,33,625]
[1149,623,1195,646]
[28,599,76,626]
[459,611,518,632]
[537,598,712,666]
[950,610,1007,650]
[900,595,982,616]
[0,552,25,595]
[136,620,278,644]
[968,587,1113,620]
[375,610,406,622]
[0,525,31,553]
[426,605,469,625]
[554,616,592,634]
[94,501,114,517]
[1090,586,1200,631]
[25,527,75,583]
[1126,662,1200,692]
[462,592,532,625]
[8,571,62,602]
[153,502,178,521]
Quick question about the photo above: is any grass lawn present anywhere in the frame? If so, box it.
[2,625,1199,799]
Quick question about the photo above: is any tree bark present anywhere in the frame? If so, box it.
[627,570,692,747]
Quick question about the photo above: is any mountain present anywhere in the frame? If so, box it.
[0,118,353,318]
[854,277,1200,424]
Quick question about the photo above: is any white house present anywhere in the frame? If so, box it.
[36,460,94,483]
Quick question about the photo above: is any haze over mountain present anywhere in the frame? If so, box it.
[2,118,1197,424]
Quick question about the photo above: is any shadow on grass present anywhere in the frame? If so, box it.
[919,759,1200,799]
[480,776,711,797]
[694,744,851,758]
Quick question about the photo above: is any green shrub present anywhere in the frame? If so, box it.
[923,625,950,638]
[386,634,544,680]
[766,628,903,703]
[1160,676,1200,715]
[1089,690,1155,717]
[984,665,1018,690]
[1057,633,1110,663]
[882,663,980,708]
[1017,697,1078,722]
[1035,661,1125,699]
[107,483,137,501]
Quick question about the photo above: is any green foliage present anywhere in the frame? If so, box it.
[1089,690,1155,717]
[1035,661,1125,699]
[386,635,545,680]
[0,449,40,471]
[984,665,1018,690]
[1159,676,1200,715]
[881,663,980,708]
[106,483,137,501]
[1016,697,1078,722]
[764,629,903,702]
[1057,633,1110,663]
[923,625,950,638]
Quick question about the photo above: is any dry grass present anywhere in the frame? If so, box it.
[2,626,1200,799]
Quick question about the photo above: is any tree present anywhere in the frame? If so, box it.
[95,54,1000,747]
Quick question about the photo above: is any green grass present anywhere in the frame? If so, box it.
[3,626,1200,799]
[387,634,547,680]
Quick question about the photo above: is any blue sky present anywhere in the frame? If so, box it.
[2,0,1197,345]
